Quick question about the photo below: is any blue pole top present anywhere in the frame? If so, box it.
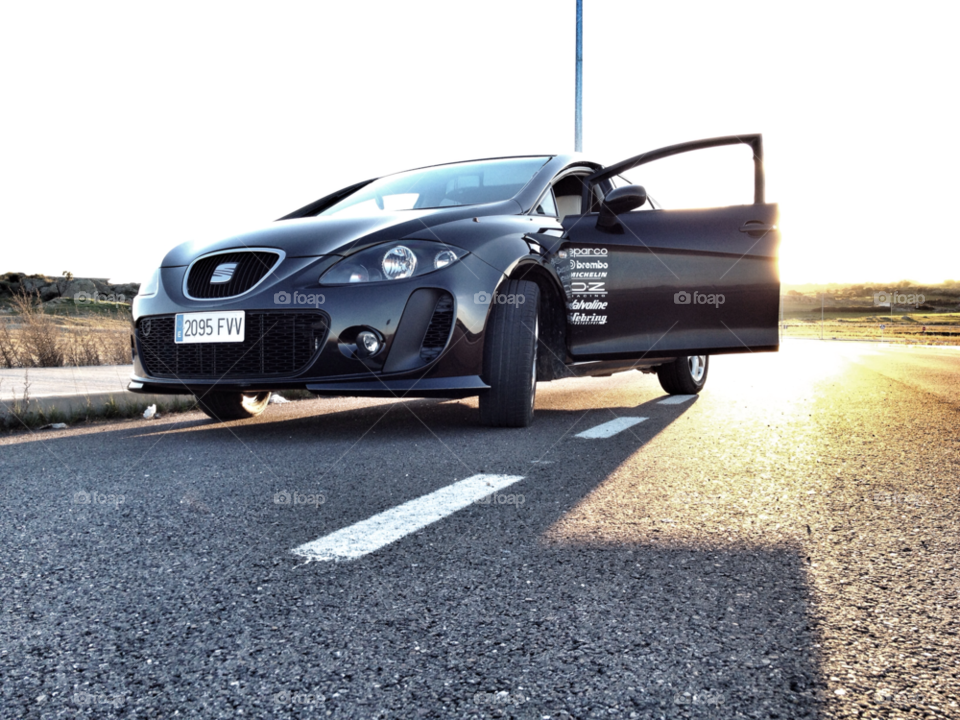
[575,0,583,152]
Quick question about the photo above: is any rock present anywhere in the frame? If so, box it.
[20,276,52,293]
[114,282,140,298]
[65,279,97,301]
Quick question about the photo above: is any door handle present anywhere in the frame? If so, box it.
[739,221,777,234]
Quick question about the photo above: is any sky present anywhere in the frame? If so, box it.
[2,1,958,286]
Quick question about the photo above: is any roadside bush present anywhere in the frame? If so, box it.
[9,290,63,367]
[0,290,131,367]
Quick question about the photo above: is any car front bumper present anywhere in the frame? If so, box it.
[129,254,501,398]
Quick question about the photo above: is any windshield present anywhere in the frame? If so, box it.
[320,157,550,217]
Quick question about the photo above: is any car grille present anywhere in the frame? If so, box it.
[420,293,454,361]
[185,251,280,299]
[136,312,328,379]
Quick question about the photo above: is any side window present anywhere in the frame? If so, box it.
[553,173,596,220]
[533,187,558,217]
[623,144,754,209]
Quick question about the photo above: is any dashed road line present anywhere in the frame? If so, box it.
[291,473,524,562]
[575,417,647,439]
[657,395,697,405]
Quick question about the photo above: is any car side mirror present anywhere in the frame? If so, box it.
[597,185,647,233]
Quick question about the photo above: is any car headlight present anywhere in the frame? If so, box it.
[138,267,161,298]
[320,241,467,285]
[382,246,417,280]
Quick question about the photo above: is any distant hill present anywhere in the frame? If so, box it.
[0,272,139,304]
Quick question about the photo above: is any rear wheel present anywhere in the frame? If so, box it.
[195,391,270,421]
[656,355,709,395]
[478,279,540,427]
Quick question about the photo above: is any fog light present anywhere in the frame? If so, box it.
[357,330,381,356]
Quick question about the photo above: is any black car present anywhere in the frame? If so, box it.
[129,134,780,427]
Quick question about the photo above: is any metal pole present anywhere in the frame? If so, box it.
[821,293,824,340]
[575,0,583,152]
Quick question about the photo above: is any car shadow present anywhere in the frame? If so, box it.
[2,390,825,718]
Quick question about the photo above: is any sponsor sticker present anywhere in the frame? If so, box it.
[567,299,608,310]
[568,247,608,257]
[571,281,606,295]
[568,312,607,325]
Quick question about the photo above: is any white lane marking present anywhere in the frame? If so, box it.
[291,474,524,562]
[575,417,647,439]
[657,394,697,405]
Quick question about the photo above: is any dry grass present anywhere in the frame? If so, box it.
[781,307,960,345]
[0,290,131,368]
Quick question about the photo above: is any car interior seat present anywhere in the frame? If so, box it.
[556,195,581,222]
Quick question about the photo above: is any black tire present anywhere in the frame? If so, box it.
[478,279,540,427]
[195,391,270,421]
[656,355,709,395]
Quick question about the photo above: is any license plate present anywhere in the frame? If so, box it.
[175,311,245,344]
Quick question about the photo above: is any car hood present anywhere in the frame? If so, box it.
[161,200,522,266]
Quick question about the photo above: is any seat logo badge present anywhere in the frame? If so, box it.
[211,262,238,283]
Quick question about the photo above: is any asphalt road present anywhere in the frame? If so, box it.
[1,340,958,719]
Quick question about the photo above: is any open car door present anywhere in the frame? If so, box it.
[558,134,780,360]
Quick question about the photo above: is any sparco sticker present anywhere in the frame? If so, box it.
[568,248,608,257]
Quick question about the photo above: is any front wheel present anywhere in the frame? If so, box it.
[478,279,540,427]
[656,355,709,395]
[195,391,270,421]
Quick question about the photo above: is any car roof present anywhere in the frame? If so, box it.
[388,153,590,175]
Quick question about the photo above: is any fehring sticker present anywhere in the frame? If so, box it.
[568,312,607,325]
